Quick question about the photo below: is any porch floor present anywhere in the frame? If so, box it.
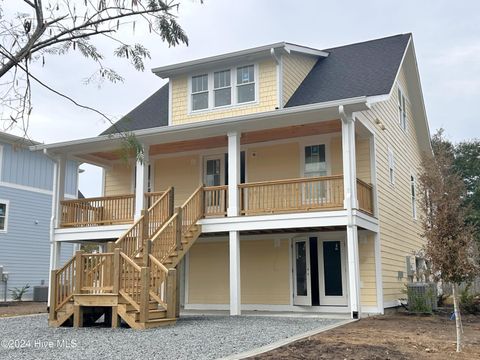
[0,314,346,360]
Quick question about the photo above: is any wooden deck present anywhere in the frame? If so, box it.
[59,175,374,229]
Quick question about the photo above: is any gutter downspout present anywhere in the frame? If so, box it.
[270,48,283,109]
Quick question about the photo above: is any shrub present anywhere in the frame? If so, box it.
[9,284,30,301]
[460,284,480,314]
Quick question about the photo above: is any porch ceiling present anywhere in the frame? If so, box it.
[88,119,341,160]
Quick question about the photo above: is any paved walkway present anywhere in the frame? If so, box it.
[0,314,347,360]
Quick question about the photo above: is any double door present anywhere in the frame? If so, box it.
[292,237,347,306]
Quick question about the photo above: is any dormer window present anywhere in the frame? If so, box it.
[189,64,257,113]
[237,65,255,103]
[214,70,231,107]
[191,74,209,111]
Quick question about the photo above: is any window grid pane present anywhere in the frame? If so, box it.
[237,65,254,84]
[215,87,231,107]
[214,70,231,89]
[192,74,208,93]
[237,83,255,103]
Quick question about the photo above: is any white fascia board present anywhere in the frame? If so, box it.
[54,224,131,242]
[29,97,369,157]
[198,210,349,233]
[352,210,379,232]
[284,43,329,57]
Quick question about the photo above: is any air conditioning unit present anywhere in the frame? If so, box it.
[407,282,437,313]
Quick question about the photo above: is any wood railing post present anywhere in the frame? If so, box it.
[169,187,175,217]
[199,185,205,218]
[49,270,57,321]
[166,268,177,318]
[113,249,120,294]
[107,241,115,253]
[143,238,151,267]
[139,267,150,323]
[141,209,149,244]
[175,207,182,251]
[74,250,84,294]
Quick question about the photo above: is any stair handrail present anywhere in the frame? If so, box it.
[115,187,174,258]
[180,185,204,236]
[50,255,76,315]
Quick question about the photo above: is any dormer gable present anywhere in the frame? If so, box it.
[152,43,328,126]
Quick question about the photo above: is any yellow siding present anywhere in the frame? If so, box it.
[154,155,200,206]
[187,239,291,305]
[282,53,317,105]
[104,163,133,196]
[330,136,343,175]
[356,138,371,183]
[246,142,300,181]
[359,234,377,307]
[171,59,278,125]
[358,64,424,303]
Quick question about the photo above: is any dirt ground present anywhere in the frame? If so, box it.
[0,301,47,317]
[252,311,480,360]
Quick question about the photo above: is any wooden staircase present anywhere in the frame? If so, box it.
[49,186,205,330]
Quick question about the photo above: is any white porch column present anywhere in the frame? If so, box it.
[229,230,241,315]
[340,107,361,318]
[227,131,240,217]
[374,232,384,314]
[134,145,150,219]
[346,225,361,318]
[54,155,66,227]
[340,109,358,210]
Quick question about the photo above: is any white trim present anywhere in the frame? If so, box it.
[101,167,106,197]
[198,210,350,233]
[387,145,395,186]
[0,145,3,181]
[373,232,384,314]
[227,131,240,216]
[387,36,412,99]
[318,239,348,306]
[410,173,417,220]
[397,83,408,132]
[0,181,53,195]
[229,230,241,315]
[0,199,9,233]
[168,80,173,126]
[54,224,131,242]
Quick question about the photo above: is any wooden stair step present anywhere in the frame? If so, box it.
[132,309,166,321]
[142,318,177,329]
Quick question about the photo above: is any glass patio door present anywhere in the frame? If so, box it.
[293,238,312,306]
[203,155,225,212]
[303,144,327,205]
[319,240,347,305]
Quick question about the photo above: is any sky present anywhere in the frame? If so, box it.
[3,0,480,196]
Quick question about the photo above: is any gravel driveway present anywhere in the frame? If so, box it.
[0,314,343,360]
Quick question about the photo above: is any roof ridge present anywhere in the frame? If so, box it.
[323,33,412,52]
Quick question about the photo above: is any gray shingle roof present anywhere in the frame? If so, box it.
[100,83,169,135]
[100,34,410,135]
[286,34,411,107]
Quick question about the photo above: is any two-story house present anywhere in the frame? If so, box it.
[0,132,78,301]
[32,33,431,329]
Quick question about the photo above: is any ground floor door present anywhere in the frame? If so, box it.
[319,240,348,305]
[292,237,348,307]
[292,237,312,306]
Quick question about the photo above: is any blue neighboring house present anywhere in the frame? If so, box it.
[0,132,78,301]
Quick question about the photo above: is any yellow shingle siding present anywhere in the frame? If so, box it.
[282,53,317,105]
[171,59,278,125]
[359,64,424,304]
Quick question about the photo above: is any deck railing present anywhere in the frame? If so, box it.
[204,185,228,217]
[60,194,135,228]
[80,253,114,294]
[50,257,76,315]
[239,175,345,215]
[357,179,374,215]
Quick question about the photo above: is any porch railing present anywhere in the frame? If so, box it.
[239,175,345,215]
[357,179,374,215]
[60,194,135,228]
[203,185,228,217]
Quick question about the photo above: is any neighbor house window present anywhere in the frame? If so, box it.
[191,74,209,111]
[388,147,395,184]
[0,201,8,232]
[411,175,417,219]
[214,70,231,107]
[398,87,407,131]
[236,65,255,103]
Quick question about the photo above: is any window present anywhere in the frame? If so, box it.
[236,65,255,103]
[189,64,256,112]
[214,70,231,107]
[304,145,327,177]
[411,175,417,219]
[388,147,395,184]
[398,87,407,131]
[191,74,209,111]
[0,201,8,232]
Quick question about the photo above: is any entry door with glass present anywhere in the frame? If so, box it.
[319,240,347,305]
[292,238,312,306]
[203,155,225,213]
[303,144,328,205]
